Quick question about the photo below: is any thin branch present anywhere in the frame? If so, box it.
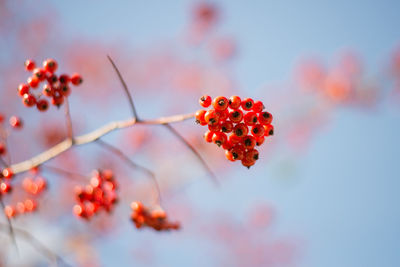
[163,124,219,186]
[8,113,194,175]
[0,156,7,167]
[64,98,74,141]
[96,139,161,205]
[42,165,88,181]
[0,223,72,267]
[107,55,139,120]
[0,198,18,255]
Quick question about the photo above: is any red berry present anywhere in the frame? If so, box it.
[233,123,248,137]
[216,109,229,122]
[27,76,39,88]
[18,83,30,96]
[9,116,23,129]
[229,134,242,145]
[222,140,233,150]
[204,131,214,143]
[251,124,265,137]
[42,84,54,97]
[47,73,58,84]
[24,59,36,71]
[51,91,64,107]
[243,135,256,149]
[70,73,83,85]
[263,124,274,136]
[59,74,70,84]
[258,111,273,125]
[245,149,259,162]
[195,109,207,125]
[59,84,71,97]
[229,109,243,123]
[252,101,264,112]
[208,123,221,132]
[228,95,241,109]
[33,68,46,81]
[220,121,233,133]
[204,109,220,126]
[255,136,265,146]
[4,205,16,218]
[241,157,256,168]
[22,94,36,107]
[212,96,228,111]
[0,114,4,123]
[0,143,6,155]
[225,145,245,161]
[0,181,12,193]
[241,98,254,111]
[2,168,13,179]
[212,132,227,147]
[243,111,258,126]
[199,95,212,108]
[43,58,58,73]
[37,99,49,112]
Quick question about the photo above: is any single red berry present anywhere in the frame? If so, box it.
[245,148,259,162]
[258,111,273,125]
[229,134,243,145]
[43,58,58,73]
[228,95,241,109]
[199,95,212,108]
[51,91,64,107]
[47,73,58,84]
[216,109,229,122]
[212,132,227,147]
[243,111,258,126]
[252,101,264,112]
[131,201,144,213]
[241,98,254,111]
[251,124,265,137]
[24,59,36,71]
[225,145,245,161]
[0,114,4,123]
[208,123,221,132]
[0,181,12,193]
[42,84,54,97]
[233,123,248,137]
[263,124,274,136]
[59,74,70,84]
[212,96,228,111]
[229,109,243,123]
[204,109,220,126]
[70,73,83,85]
[195,109,207,125]
[4,205,16,218]
[59,84,71,97]
[0,142,6,155]
[24,199,37,212]
[22,93,36,107]
[222,140,233,150]
[220,121,233,133]
[2,168,13,179]
[9,116,23,129]
[204,131,214,143]
[225,149,236,161]
[27,76,39,88]
[243,135,256,149]
[18,83,30,96]
[255,136,265,146]
[241,157,256,168]
[33,68,46,81]
[37,99,49,112]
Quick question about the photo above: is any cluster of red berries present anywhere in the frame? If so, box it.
[4,199,38,219]
[22,176,47,195]
[73,170,118,220]
[130,201,181,231]
[18,59,83,111]
[195,95,274,168]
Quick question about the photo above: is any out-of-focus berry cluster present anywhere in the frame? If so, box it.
[18,59,83,111]
[73,170,118,220]
[195,95,274,168]
[130,201,180,231]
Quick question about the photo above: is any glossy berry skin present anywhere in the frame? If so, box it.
[241,157,255,168]
[251,124,265,137]
[263,124,274,136]
[241,98,254,111]
[229,109,243,123]
[37,99,49,112]
[2,168,13,179]
[70,73,83,85]
[42,84,54,97]
[228,95,241,109]
[23,94,36,107]
[229,134,242,145]
[27,76,39,88]
[233,123,248,137]
[252,101,264,112]
[216,109,229,122]
[24,59,36,71]
[243,111,258,126]
[220,121,233,133]
[255,136,265,146]
[204,109,220,126]
[43,58,58,73]
[199,95,212,108]
[195,109,207,125]
[204,131,214,143]
[245,149,259,162]
[243,135,256,149]
[18,83,30,96]
[212,132,227,147]
[208,123,221,132]
[33,68,46,81]
[212,96,228,111]
[60,84,71,97]
[258,111,273,125]
[225,145,244,161]
[59,74,70,84]
[9,116,23,129]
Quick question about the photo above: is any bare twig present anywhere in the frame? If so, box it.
[96,139,161,204]
[0,223,72,267]
[42,165,88,181]
[163,124,219,186]
[107,55,139,120]
[0,198,18,254]
[8,113,194,175]
[64,98,74,141]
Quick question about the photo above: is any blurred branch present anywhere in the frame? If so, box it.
[0,223,72,267]
[64,98,74,141]
[0,198,18,254]
[42,165,89,181]
[96,139,161,205]
[7,112,195,174]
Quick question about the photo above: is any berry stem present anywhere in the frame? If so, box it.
[107,55,139,121]
[162,123,219,186]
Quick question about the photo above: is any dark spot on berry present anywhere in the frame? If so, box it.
[245,101,253,108]
[235,129,243,136]
[263,112,270,118]
[221,127,227,132]
[218,99,225,106]
[269,130,274,135]
[215,141,222,147]
[233,111,240,118]
[244,138,252,146]
[252,117,257,123]
[232,152,238,159]
[200,96,206,101]
[253,154,259,160]
[253,128,259,134]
